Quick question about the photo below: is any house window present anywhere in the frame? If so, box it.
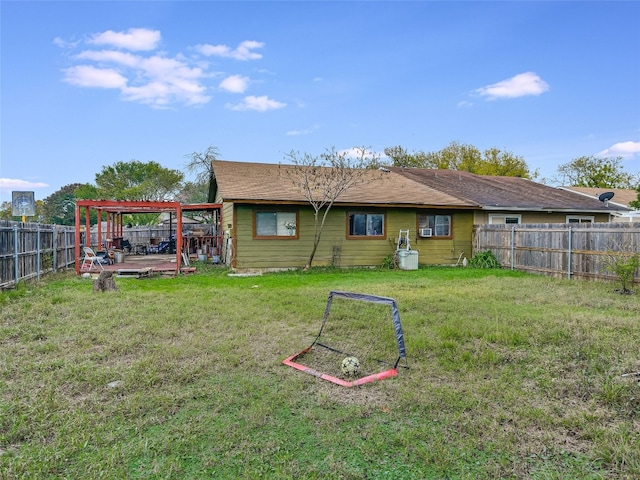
[489,214,522,224]
[254,211,298,238]
[418,214,451,237]
[348,212,385,238]
[567,216,594,223]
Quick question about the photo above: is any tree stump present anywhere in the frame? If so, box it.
[93,271,118,292]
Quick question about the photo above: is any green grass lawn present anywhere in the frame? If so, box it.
[1,266,639,479]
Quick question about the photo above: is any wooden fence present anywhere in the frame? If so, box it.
[0,220,77,289]
[474,222,640,282]
[4,220,638,287]
[0,222,206,289]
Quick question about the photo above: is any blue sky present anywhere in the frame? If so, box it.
[1,1,639,203]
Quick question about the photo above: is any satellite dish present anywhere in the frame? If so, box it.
[598,191,615,203]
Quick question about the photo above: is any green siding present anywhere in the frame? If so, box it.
[414,211,474,264]
[231,205,475,269]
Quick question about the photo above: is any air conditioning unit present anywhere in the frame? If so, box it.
[419,228,433,237]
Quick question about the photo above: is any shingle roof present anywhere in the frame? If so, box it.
[211,160,475,207]
[558,186,638,208]
[211,160,628,213]
[389,167,626,212]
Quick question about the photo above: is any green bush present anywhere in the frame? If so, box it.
[381,253,398,269]
[468,250,501,269]
[605,250,640,294]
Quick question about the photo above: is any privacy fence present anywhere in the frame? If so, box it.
[4,220,638,288]
[474,222,640,283]
[0,221,77,289]
[0,222,198,289]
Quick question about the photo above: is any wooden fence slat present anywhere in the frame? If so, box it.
[474,223,640,282]
[0,221,78,289]
[1,222,196,289]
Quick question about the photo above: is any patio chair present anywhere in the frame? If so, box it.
[81,246,104,270]
[121,239,132,253]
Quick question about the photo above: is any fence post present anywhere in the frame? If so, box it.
[65,227,70,269]
[53,226,58,272]
[37,224,41,280]
[567,226,572,280]
[510,226,515,270]
[13,225,19,285]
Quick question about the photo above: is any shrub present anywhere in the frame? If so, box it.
[604,249,640,294]
[468,250,501,269]
[381,253,398,269]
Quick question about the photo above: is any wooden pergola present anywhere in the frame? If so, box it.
[75,200,222,275]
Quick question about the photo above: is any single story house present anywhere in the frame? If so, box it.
[211,160,628,270]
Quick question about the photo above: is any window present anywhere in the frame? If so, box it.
[489,214,522,225]
[254,211,298,238]
[348,212,385,238]
[418,214,451,237]
[566,216,594,223]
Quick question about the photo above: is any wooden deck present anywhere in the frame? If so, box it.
[79,253,198,277]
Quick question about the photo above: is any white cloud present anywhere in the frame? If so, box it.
[195,40,264,61]
[75,50,140,68]
[286,124,320,136]
[59,29,271,108]
[63,46,210,106]
[597,141,640,158]
[0,178,49,193]
[122,80,210,108]
[63,65,128,88]
[476,72,550,100]
[140,55,204,81]
[88,28,161,51]
[219,75,249,93]
[339,147,380,160]
[54,37,80,49]
[227,95,286,112]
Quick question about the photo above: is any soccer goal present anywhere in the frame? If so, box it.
[283,291,407,387]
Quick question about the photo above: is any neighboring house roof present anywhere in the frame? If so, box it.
[557,186,638,209]
[389,167,628,213]
[211,160,476,208]
[211,160,628,213]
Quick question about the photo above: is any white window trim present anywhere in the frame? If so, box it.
[488,214,522,224]
[566,215,594,223]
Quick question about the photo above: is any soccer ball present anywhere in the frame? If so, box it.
[341,356,360,376]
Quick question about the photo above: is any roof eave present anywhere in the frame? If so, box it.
[481,206,628,213]
[222,198,477,209]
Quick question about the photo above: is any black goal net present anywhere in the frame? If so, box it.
[283,291,407,387]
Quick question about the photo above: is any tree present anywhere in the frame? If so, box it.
[555,156,637,188]
[284,147,381,270]
[0,200,45,222]
[629,185,640,209]
[74,184,99,200]
[95,160,184,201]
[0,201,12,220]
[384,141,537,178]
[40,183,99,225]
[184,145,220,202]
[177,181,209,204]
[42,183,84,225]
